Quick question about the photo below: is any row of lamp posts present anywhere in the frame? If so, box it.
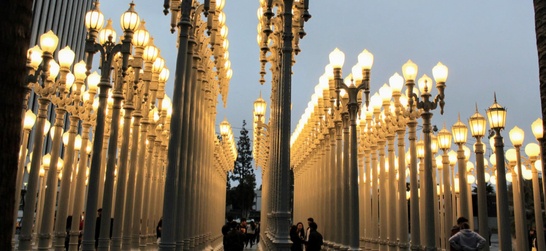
[286,47,546,251]
[14,1,237,250]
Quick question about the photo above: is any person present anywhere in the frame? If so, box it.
[222,216,235,248]
[95,208,102,248]
[306,222,323,251]
[529,228,536,251]
[450,217,469,251]
[156,217,163,243]
[224,221,245,251]
[246,221,256,247]
[290,222,305,251]
[305,217,314,250]
[240,218,248,246]
[255,221,260,244]
[448,222,487,251]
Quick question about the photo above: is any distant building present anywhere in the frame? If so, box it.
[253,188,262,211]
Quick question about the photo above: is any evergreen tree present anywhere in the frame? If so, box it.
[227,120,256,218]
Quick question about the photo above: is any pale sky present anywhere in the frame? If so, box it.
[100,1,541,187]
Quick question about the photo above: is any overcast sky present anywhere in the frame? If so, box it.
[100,1,541,186]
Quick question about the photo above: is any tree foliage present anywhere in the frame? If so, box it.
[226,120,256,218]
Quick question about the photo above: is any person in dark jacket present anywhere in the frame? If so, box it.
[306,222,323,251]
[290,223,304,251]
[224,221,245,251]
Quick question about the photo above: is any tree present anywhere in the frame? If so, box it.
[227,120,256,218]
[0,0,33,249]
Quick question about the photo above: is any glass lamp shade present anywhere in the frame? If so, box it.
[489,153,497,166]
[58,46,75,68]
[87,71,100,91]
[40,30,59,54]
[467,174,476,184]
[351,65,363,82]
[417,74,432,94]
[523,168,532,180]
[143,43,159,62]
[23,110,37,130]
[357,49,374,70]
[223,39,229,50]
[220,26,228,39]
[218,11,226,26]
[43,120,51,135]
[85,2,104,31]
[62,132,70,146]
[432,62,448,83]
[416,140,425,159]
[532,118,543,140]
[226,69,233,80]
[378,83,392,102]
[370,93,382,111]
[402,60,418,81]
[435,155,443,169]
[159,68,170,83]
[463,145,471,161]
[220,119,231,137]
[431,135,439,154]
[65,73,75,91]
[437,126,452,150]
[132,22,150,47]
[48,61,60,81]
[505,148,517,163]
[486,100,507,130]
[469,110,487,137]
[452,118,468,144]
[535,159,542,172]
[152,57,165,73]
[120,2,140,32]
[74,60,87,81]
[217,0,226,10]
[162,96,172,112]
[99,19,117,45]
[525,143,540,158]
[74,135,82,151]
[389,73,404,94]
[509,126,524,147]
[329,48,345,69]
[28,46,43,69]
[42,153,52,168]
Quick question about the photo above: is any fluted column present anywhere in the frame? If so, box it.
[397,129,409,251]
[386,132,397,251]
[407,118,420,251]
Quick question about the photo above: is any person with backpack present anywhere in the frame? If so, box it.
[306,222,323,251]
[449,222,487,251]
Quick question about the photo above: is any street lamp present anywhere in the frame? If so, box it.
[403,60,447,251]
[330,47,373,250]
[18,30,60,251]
[509,126,529,251]
[437,125,453,247]
[451,115,470,222]
[468,107,490,251]
[486,95,511,250]
[81,2,140,250]
[526,142,546,251]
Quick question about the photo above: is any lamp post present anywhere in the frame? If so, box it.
[81,2,139,250]
[451,115,469,222]
[486,96,512,250]
[526,143,546,251]
[18,30,59,251]
[508,126,529,251]
[531,118,546,205]
[13,110,36,240]
[437,125,453,248]
[468,107,490,251]
[68,72,99,251]
[402,60,448,251]
[330,47,373,250]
